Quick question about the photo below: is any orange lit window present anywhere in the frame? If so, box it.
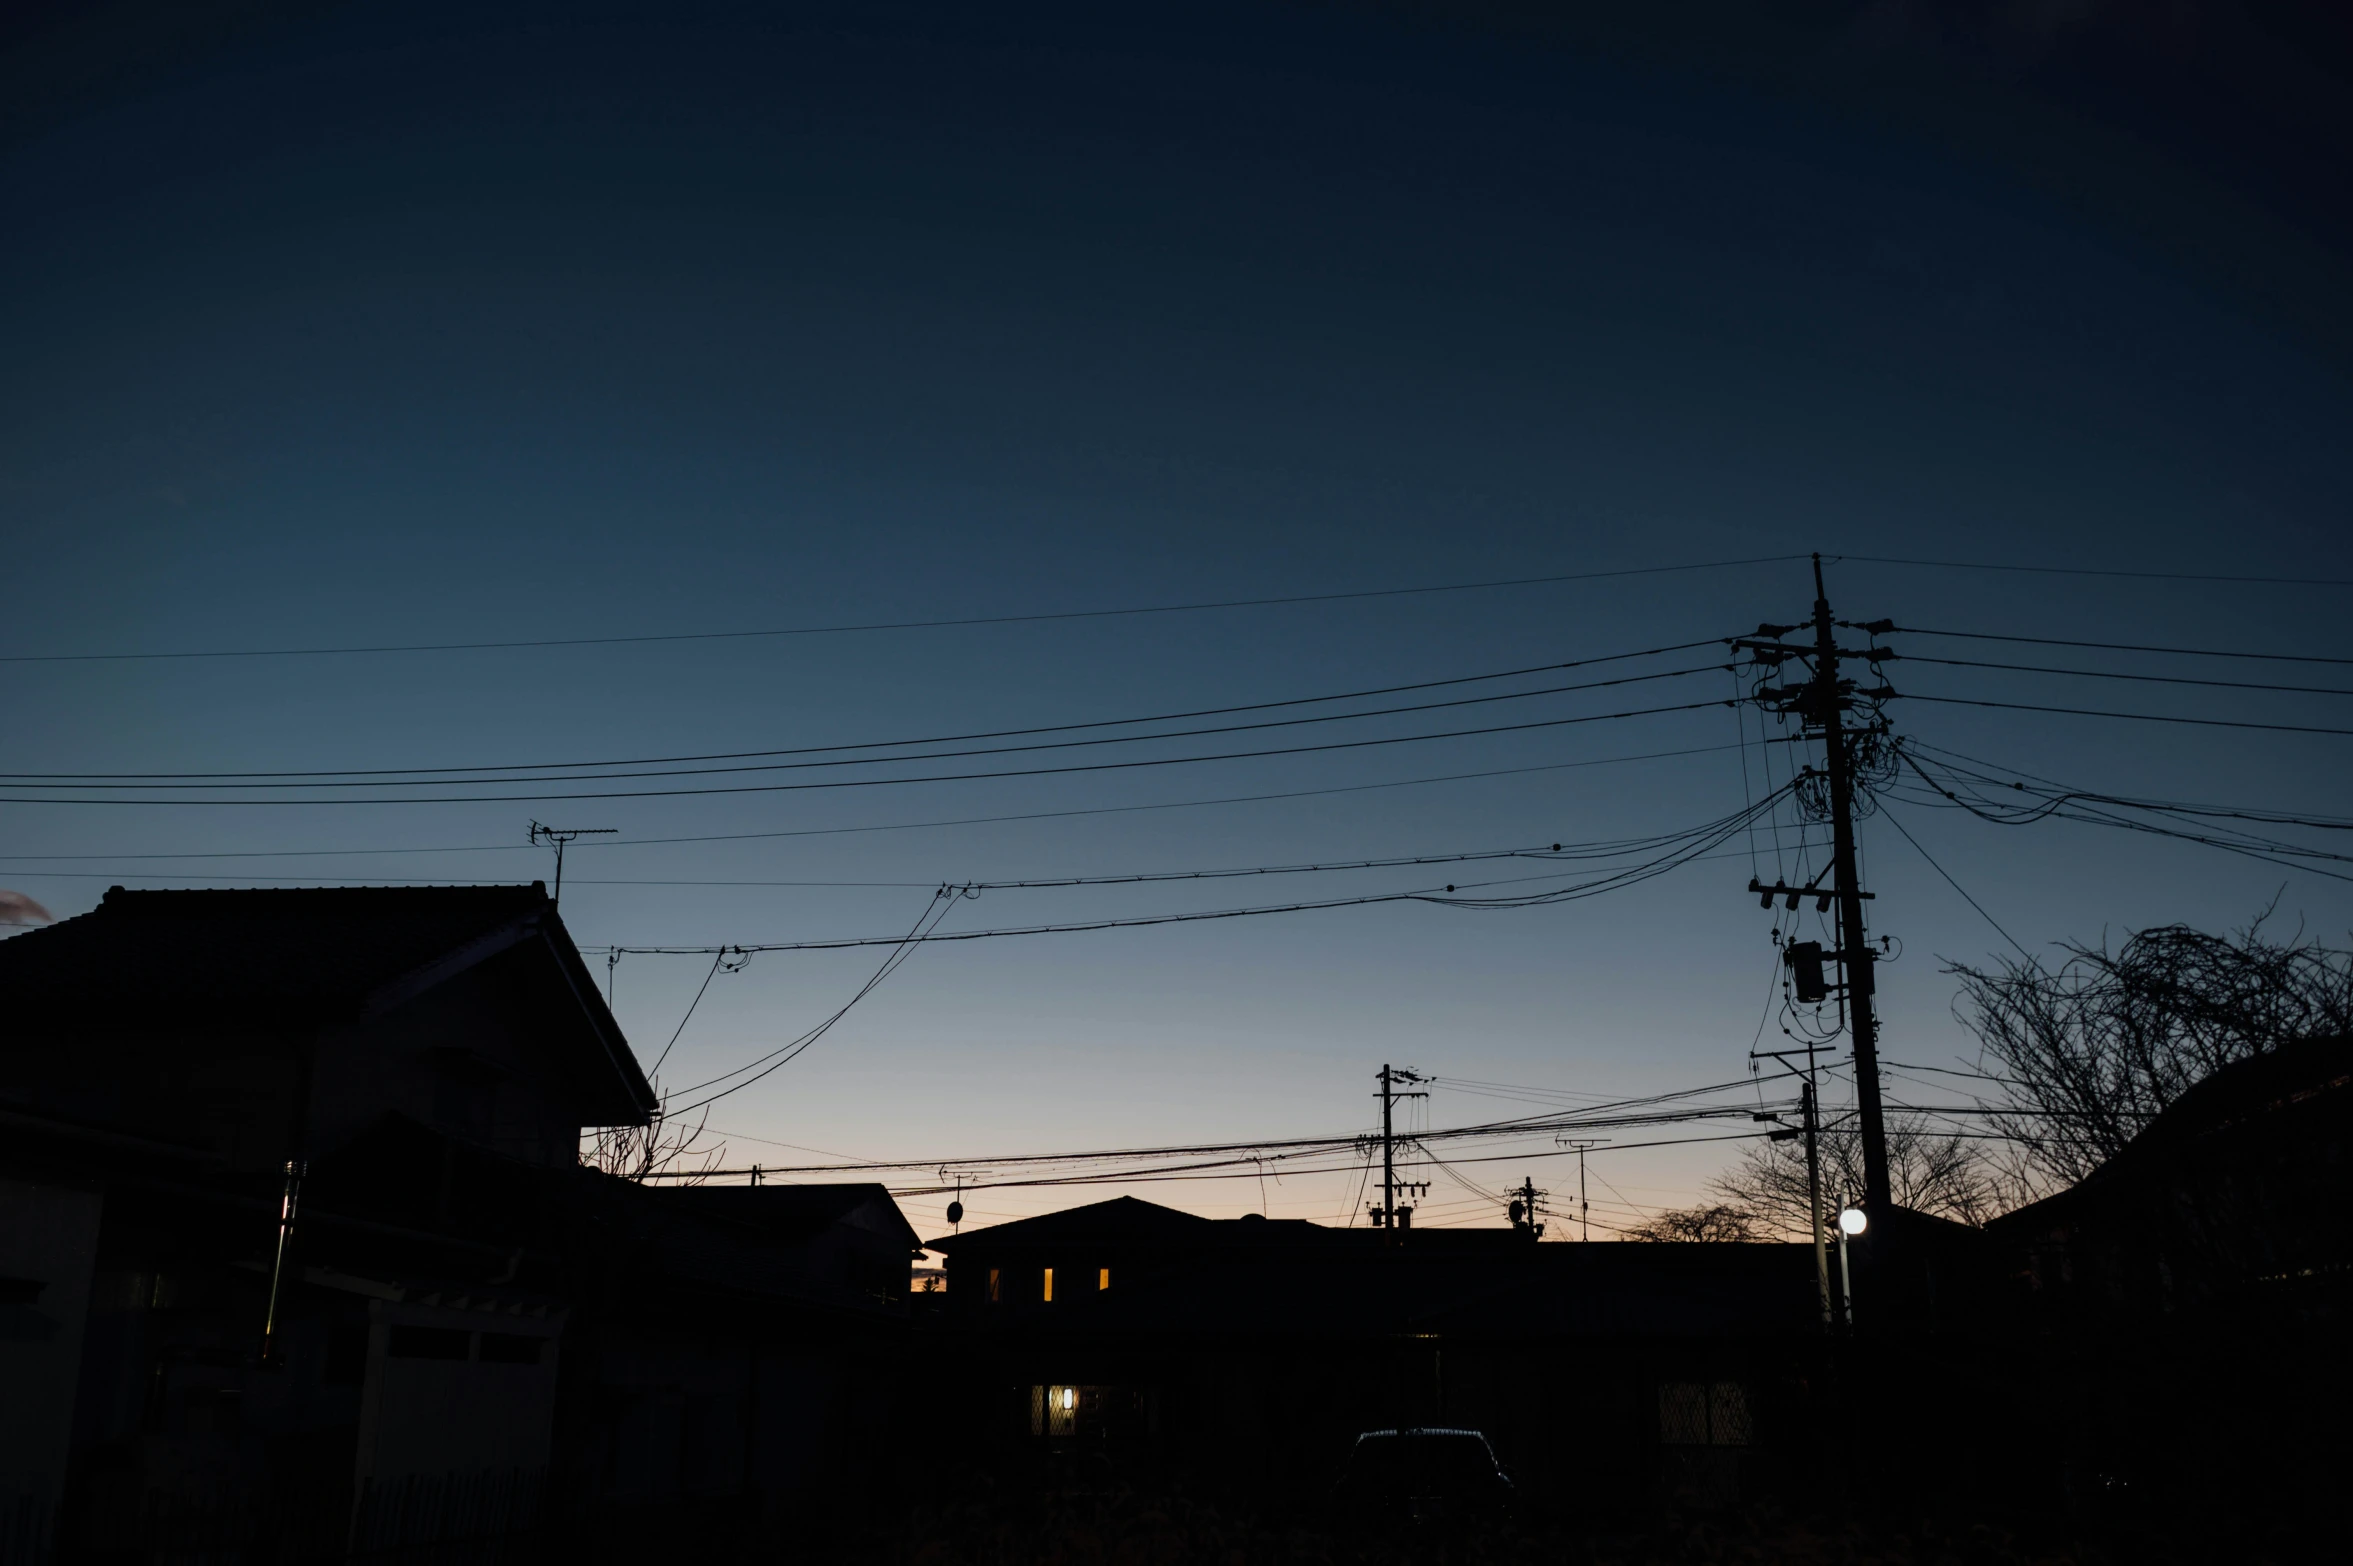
[987,1268,1001,1303]
[1042,1268,1055,1302]
[1098,1268,1110,1291]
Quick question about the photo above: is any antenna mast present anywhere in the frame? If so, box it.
[528,820,617,906]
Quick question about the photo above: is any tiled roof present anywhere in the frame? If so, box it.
[0,884,652,1118]
[924,1195,1217,1252]
[664,1182,922,1250]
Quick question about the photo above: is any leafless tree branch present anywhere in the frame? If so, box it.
[581,1094,724,1184]
[1950,912,2353,1190]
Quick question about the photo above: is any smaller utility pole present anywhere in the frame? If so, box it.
[1751,1042,1833,1330]
[1369,1064,1428,1235]
[1507,1176,1545,1240]
[1802,1077,1830,1328]
[529,820,617,906]
[1555,1138,1604,1240]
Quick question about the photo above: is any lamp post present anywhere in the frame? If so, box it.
[1836,1205,1866,1329]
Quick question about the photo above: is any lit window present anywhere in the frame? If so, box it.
[1098,1268,1110,1291]
[987,1268,1001,1303]
[1043,1267,1054,1302]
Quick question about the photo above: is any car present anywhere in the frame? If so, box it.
[1330,1426,1517,1529]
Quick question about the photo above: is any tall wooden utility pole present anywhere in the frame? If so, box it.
[1810,557,1892,1214]
[1737,555,1899,1217]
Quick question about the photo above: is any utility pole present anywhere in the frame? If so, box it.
[1555,1138,1603,1241]
[1748,1060,1832,1329]
[1507,1175,1545,1240]
[529,821,617,906]
[1811,556,1892,1216]
[1802,1077,1830,1327]
[1369,1064,1428,1235]
[1738,555,1898,1217]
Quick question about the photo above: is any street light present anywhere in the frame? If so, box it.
[1834,1205,1865,1326]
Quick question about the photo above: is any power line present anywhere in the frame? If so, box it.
[13,551,2337,667]
[661,1070,1800,1178]
[1894,746,2353,880]
[1887,792,2353,892]
[1876,803,2033,960]
[861,1128,1781,1197]
[1905,693,2353,738]
[1895,625,2353,667]
[660,891,961,1114]
[1843,555,2353,588]
[648,949,731,1078]
[0,842,1777,891]
[600,792,1786,955]
[1903,740,2353,832]
[0,740,1747,862]
[2,662,1728,791]
[0,696,1736,806]
[7,642,1724,782]
[1898,654,2353,699]
[0,558,1806,665]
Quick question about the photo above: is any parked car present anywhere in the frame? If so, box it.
[1330,1427,1516,1528]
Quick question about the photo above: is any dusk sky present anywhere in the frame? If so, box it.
[6,1,2349,1239]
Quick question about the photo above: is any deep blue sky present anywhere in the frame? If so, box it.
[6,1,2349,1234]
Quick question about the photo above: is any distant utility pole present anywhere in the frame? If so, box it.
[1555,1138,1604,1241]
[1737,554,1899,1216]
[1507,1175,1545,1240]
[1802,1078,1830,1326]
[528,820,617,906]
[1369,1064,1428,1235]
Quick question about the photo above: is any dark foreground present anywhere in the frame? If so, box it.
[835,1462,2269,1566]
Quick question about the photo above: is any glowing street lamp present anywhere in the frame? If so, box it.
[1835,1205,1866,1326]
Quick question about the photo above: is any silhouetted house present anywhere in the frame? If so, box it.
[1965,1037,2353,1533]
[0,886,917,1563]
[920,1196,1822,1508]
[1987,1034,2353,1325]
[552,1178,918,1513]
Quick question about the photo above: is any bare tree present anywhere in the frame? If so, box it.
[1622,1204,1763,1242]
[1709,1113,2009,1236]
[582,1096,725,1184]
[1952,914,2353,1191]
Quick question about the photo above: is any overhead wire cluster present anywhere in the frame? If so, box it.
[0,643,1735,806]
[9,559,2352,1227]
[642,1070,1810,1205]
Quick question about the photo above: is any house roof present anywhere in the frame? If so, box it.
[1988,1033,2353,1237]
[925,1195,1526,1255]
[0,884,654,1123]
[298,1115,912,1318]
[662,1182,922,1251]
[924,1195,1220,1253]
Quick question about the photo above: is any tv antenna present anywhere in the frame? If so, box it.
[528,820,616,906]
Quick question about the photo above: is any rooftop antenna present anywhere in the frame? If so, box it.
[528,821,616,906]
